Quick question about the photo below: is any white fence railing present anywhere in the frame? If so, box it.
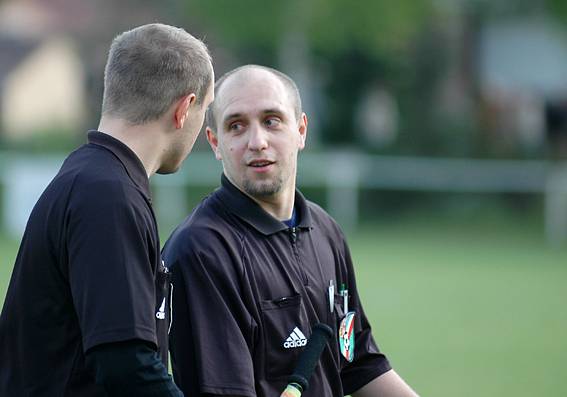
[152,151,567,246]
[2,151,567,246]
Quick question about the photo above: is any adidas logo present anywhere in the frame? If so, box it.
[283,327,307,349]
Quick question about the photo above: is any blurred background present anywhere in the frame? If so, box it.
[1,0,566,395]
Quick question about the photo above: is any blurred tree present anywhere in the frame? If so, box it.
[184,0,435,146]
[546,0,567,24]
[183,1,287,59]
[308,0,432,57]
[306,0,439,148]
[185,0,432,56]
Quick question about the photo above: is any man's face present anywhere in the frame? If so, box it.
[208,71,307,200]
[159,72,215,174]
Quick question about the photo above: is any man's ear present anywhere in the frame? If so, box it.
[206,127,222,160]
[174,93,197,129]
[298,112,308,151]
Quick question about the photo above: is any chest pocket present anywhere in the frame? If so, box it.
[260,293,310,380]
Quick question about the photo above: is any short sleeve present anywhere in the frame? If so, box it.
[164,227,257,397]
[339,236,392,395]
[67,179,157,352]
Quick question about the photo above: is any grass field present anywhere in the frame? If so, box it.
[1,209,565,396]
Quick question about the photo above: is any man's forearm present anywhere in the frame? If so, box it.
[352,369,419,397]
[86,340,183,396]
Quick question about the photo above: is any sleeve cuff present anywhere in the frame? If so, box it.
[342,357,392,396]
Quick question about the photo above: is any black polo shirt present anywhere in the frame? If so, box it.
[163,175,391,397]
[0,131,171,396]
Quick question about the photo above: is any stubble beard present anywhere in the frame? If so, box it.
[242,174,284,197]
[238,153,297,198]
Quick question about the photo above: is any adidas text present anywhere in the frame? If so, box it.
[284,339,307,348]
[283,326,307,349]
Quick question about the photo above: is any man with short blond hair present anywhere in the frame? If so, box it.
[0,23,214,396]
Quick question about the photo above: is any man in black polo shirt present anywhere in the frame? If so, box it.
[0,23,214,396]
[162,65,419,396]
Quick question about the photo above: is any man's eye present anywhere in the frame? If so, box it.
[228,122,243,131]
[265,118,281,127]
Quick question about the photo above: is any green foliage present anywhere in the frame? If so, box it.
[547,0,567,25]
[183,1,566,157]
[308,0,432,58]
[185,1,445,149]
[187,0,433,59]
[187,1,288,49]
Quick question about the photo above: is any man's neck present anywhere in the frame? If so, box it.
[98,116,165,178]
[249,186,295,221]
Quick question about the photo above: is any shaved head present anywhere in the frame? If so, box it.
[206,65,302,132]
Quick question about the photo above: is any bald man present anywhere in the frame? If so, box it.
[162,65,418,397]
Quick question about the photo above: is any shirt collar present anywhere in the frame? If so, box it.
[87,130,151,200]
[217,174,313,235]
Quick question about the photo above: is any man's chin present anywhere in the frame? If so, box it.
[243,180,281,198]
[156,163,181,175]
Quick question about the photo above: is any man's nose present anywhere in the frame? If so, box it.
[248,123,269,151]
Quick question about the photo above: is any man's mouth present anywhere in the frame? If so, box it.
[248,160,275,168]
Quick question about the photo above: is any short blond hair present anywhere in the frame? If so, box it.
[102,23,212,124]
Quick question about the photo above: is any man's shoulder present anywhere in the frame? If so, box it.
[55,144,131,191]
[34,145,136,213]
[69,173,139,210]
[164,191,245,255]
[305,198,329,218]
[162,192,251,279]
[304,198,343,236]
